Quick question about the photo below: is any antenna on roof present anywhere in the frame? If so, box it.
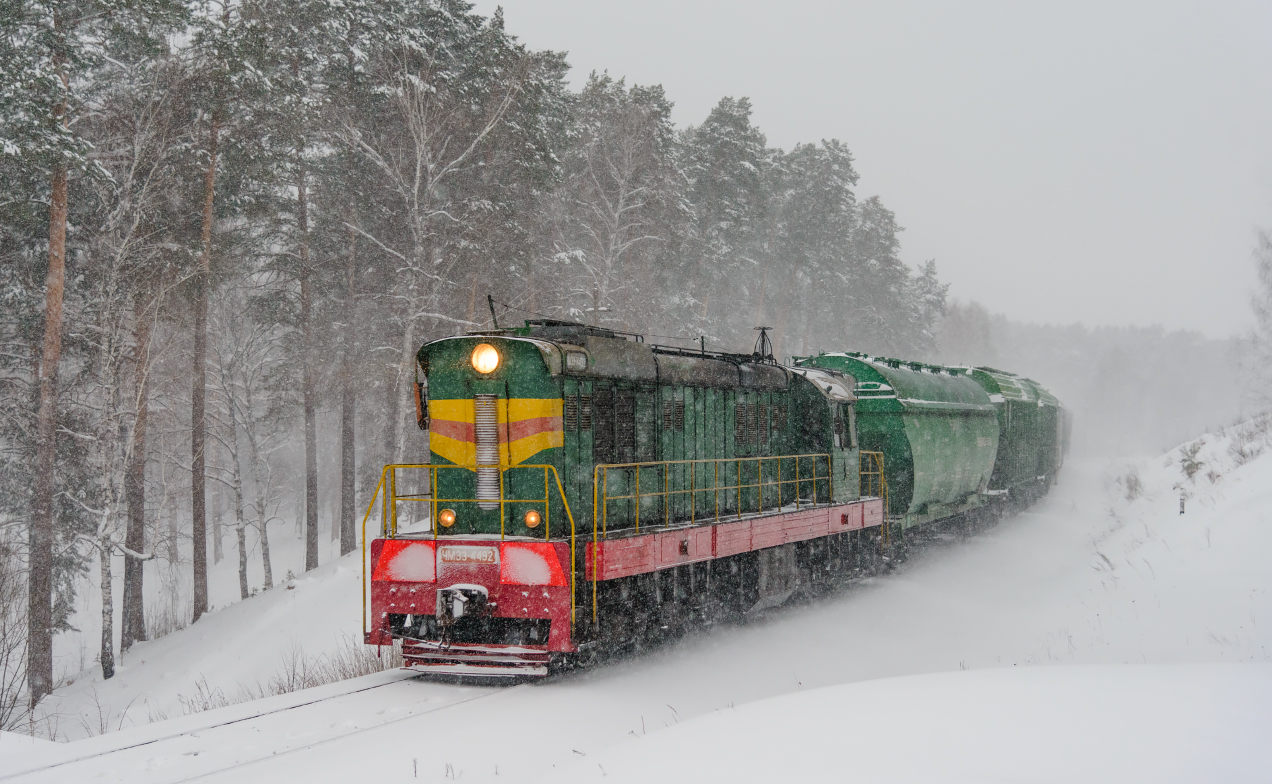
[487,294,499,330]
[753,326,775,365]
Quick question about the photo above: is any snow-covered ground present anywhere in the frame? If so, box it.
[4,419,1271,782]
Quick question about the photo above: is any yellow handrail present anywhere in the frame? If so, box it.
[360,463,580,637]
[589,454,833,621]
[859,450,889,545]
[591,453,833,538]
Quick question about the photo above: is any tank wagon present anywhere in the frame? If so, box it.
[363,323,1066,675]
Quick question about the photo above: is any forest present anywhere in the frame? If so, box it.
[0,0,947,718]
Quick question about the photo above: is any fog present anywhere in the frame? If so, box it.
[933,301,1246,456]
[477,0,1272,338]
[473,0,1269,454]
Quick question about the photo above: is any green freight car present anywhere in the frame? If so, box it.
[792,353,1000,528]
[964,367,1065,501]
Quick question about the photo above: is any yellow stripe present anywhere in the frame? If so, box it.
[429,398,473,421]
[508,430,565,465]
[429,397,562,424]
[430,432,476,466]
[507,398,562,421]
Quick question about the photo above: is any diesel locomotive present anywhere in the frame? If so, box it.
[362,321,1069,675]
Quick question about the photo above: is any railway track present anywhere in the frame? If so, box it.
[4,672,528,784]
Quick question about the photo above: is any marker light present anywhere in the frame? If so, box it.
[471,343,500,374]
[438,508,457,527]
[523,510,542,528]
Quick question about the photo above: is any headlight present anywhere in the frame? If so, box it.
[523,510,542,528]
[438,508,457,527]
[471,343,500,374]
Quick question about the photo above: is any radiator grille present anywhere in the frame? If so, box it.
[474,395,499,510]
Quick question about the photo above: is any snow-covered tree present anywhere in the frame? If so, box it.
[547,73,688,333]
[680,97,770,341]
[1,0,186,703]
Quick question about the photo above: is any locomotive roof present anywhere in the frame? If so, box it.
[796,352,995,413]
[421,331,792,392]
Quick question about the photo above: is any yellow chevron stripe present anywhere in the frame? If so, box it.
[430,432,476,466]
[431,431,561,468]
[508,430,564,465]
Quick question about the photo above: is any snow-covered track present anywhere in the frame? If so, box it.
[4,672,521,783]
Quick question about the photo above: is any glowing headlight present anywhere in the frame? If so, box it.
[438,508,457,527]
[524,510,542,528]
[471,343,500,374]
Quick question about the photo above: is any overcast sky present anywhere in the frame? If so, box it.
[472,0,1272,338]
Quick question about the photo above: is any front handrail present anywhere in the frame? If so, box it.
[360,463,579,638]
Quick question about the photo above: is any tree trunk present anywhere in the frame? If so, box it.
[243,382,274,590]
[212,489,224,565]
[192,117,218,623]
[392,309,417,465]
[28,159,68,705]
[223,383,250,600]
[231,454,248,601]
[298,167,319,572]
[98,541,114,680]
[121,295,151,651]
[340,226,357,556]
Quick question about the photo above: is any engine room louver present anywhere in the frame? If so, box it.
[474,394,499,509]
[565,395,578,431]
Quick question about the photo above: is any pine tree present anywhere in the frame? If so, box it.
[680,97,770,342]
[0,0,186,704]
[766,140,859,356]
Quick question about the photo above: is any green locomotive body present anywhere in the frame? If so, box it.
[418,323,857,539]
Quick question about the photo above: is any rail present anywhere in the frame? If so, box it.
[360,463,579,636]
[859,450,889,545]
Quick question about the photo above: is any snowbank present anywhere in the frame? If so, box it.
[39,554,370,739]
[544,664,1272,783]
